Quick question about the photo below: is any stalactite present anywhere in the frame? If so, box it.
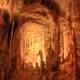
[71,0,80,80]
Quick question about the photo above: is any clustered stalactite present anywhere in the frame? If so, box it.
[0,0,80,80]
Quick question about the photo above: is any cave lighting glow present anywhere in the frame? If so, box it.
[20,22,49,68]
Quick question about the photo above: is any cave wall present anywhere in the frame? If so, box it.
[0,0,80,80]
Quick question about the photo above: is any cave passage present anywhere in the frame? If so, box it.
[20,22,50,68]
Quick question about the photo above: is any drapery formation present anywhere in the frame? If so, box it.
[0,0,80,80]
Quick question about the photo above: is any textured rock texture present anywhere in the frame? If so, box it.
[0,0,80,80]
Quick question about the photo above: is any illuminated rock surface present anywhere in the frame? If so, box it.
[0,0,80,80]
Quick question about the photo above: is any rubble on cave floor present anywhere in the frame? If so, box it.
[10,69,74,80]
[9,62,74,80]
